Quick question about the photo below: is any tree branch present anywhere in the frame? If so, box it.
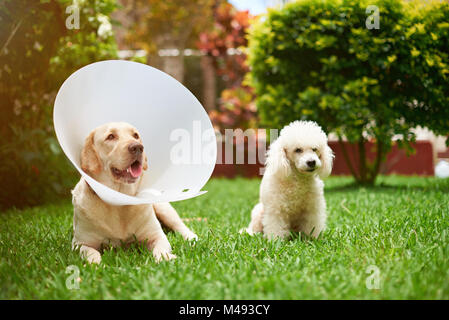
[0,18,23,56]
[368,139,385,184]
[337,135,360,182]
[358,136,367,183]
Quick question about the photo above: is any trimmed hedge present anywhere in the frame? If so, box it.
[247,0,449,184]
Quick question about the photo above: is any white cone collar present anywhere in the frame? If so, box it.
[54,60,216,205]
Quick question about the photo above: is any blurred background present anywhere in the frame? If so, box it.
[0,0,448,211]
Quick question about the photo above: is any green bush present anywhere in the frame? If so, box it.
[247,0,449,185]
[0,0,118,210]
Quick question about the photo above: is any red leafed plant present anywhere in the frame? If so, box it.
[209,86,258,130]
[197,2,250,84]
[197,2,257,131]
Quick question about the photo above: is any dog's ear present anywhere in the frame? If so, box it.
[319,145,334,179]
[81,131,102,176]
[143,154,148,171]
[266,138,291,177]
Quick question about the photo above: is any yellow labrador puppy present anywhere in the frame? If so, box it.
[71,122,197,264]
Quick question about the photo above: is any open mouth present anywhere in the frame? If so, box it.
[111,159,143,183]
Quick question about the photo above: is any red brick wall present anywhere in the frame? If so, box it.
[329,141,434,176]
[212,139,434,177]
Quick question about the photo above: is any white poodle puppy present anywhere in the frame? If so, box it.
[243,120,334,240]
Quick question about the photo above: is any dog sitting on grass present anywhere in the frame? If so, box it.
[242,121,334,240]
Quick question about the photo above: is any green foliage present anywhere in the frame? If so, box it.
[126,0,214,53]
[399,0,449,135]
[197,2,251,86]
[50,0,119,84]
[0,0,118,210]
[246,0,449,184]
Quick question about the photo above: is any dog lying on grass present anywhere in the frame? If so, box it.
[71,122,197,264]
[243,121,334,240]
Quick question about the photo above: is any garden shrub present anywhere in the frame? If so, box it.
[0,0,118,210]
[246,0,449,185]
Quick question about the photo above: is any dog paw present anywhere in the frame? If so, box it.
[183,231,198,242]
[85,251,102,264]
[239,228,255,236]
[264,232,288,241]
[155,252,177,263]
[153,249,177,263]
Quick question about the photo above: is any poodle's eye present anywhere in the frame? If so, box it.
[133,132,139,139]
[106,133,116,141]
[295,148,303,153]
[312,148,318,152]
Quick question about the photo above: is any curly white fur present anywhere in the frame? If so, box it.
[243,121,334,240]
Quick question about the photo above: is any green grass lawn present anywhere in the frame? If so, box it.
[1,176,449,299]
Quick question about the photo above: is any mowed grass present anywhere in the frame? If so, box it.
[1,176,449,299]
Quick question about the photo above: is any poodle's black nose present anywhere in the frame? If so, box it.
[306,160,316,168]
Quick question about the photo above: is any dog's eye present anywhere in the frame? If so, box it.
[133,133,139,139]
[295,148,303,153]
[106,133,115,141]
[312,148,318,152]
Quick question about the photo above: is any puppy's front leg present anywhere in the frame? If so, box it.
[78,244,102,264]
[302,214,326,239]
[150,233,177,263]
[262,210,290,240]
[153,202,198,241]
[140,208,176,263]
[241,203,264,235]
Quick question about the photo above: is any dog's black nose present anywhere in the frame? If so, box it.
[306,160,316,168]
[128,142,144,155]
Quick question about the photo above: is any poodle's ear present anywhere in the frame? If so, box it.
[319,145,334,179]
[81,131,102,176]
[266,138,291,177]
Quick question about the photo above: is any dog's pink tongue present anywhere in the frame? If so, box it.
[130,162,142,178]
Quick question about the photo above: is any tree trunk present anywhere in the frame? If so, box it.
[366,140,385,185]
[161,49,185,83]
[337,136,360,183]
[149,36,187,83]
[200,54,216,111]
[338,135,385,186]
[358,137,368,184]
